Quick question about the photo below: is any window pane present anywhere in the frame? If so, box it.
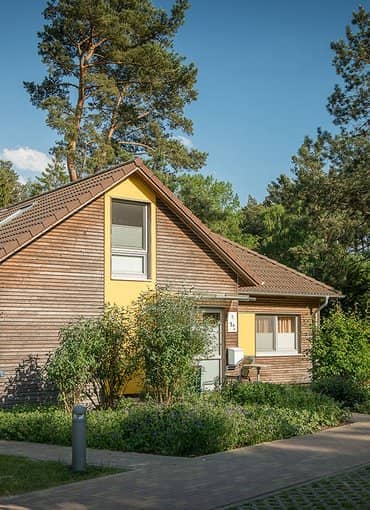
[256,332,274,351]
[256,316,274,333]
[256,316,274,352]
[112,254,144,275]
[112,201,145,249]
[199,359,221,391]
[202,312,221,358]
[278,317,295,333]
[277,332,296,351]
[277,317,296,351]
[112,224,143,249]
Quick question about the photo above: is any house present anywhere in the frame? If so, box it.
[0,159,341,403]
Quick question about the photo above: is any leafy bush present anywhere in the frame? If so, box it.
[0,388,348,456]
[312,376,370,412]
[132,288,212,403]
[311,307,370,383]
[46,305,137,410]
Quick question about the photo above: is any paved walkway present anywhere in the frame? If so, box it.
[0,414,370,510]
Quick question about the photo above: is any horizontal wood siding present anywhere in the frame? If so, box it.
[0,198,104,405]
[238,296,320,384]
[156,200,238,294]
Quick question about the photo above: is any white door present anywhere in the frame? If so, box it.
[199,310,222,391]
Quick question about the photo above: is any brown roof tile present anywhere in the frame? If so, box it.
[0,158,341,298]
[0,160,137,262]
[213,234,341,297]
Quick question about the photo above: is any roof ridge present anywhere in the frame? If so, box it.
[0,158,139,213]
[134,161,262,286]
[214,233,339,294]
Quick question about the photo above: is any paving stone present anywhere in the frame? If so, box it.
[0,414,369,510]
[230,464,370,509]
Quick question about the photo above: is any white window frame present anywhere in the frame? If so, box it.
[255,315,299,356]
[111,199,150,281]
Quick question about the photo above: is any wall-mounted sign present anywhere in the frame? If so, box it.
[227,312,238,333]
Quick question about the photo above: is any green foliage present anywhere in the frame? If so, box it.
[174,173,249,245]
[45,305,137,410]
[220,381,340,410]
[311,307,370,383]
[241,7,369,315]
[327,6,369,135]
[0,160,23,208]
[312,376,370,413]
[25,0,206,181]
[28,158,69,195]
[0,386,347,456]
[132,288,211,402]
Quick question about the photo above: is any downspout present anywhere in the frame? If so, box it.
[314,296,330,328]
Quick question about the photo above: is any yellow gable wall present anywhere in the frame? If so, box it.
[104,174,157,307]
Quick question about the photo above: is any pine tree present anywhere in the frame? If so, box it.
[25,0,207,181]
[0,160,23,208]
[29,159,69,195]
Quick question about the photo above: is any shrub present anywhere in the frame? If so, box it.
[0,390,349,456]
[312,376,370,412]
[45,305,137,410]
[220,381,338,410]
[132,288,212,403]
[310,307,370,383]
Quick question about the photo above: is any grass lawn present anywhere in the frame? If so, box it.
[0,454,121,496]
[227,463,370,510]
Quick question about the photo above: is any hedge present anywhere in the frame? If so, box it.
[0,384,349,456]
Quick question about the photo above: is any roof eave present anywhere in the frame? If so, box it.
[239,290,344,299]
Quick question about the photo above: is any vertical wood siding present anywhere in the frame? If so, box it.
[156,199,238,294]
[238,296,320,383]
[0,198,104,405]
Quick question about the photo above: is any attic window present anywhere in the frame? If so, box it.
[0,203,34,228]
[111,199,150,280]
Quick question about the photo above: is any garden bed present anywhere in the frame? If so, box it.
[0,384,349,457]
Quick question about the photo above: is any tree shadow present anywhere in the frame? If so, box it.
[0,354,56,408]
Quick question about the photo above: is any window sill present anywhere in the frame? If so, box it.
[256,352,300,357]
[111,275,152,282]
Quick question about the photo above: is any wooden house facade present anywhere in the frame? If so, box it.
[0,159,341,404]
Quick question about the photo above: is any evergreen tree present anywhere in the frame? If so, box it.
[29,159,69,195]
[241,7,369,315]
[0,160,23,208]
[327,5,369,135]
[175,173,250,245]
[25,0,206,181]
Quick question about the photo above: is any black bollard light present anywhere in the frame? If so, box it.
[72,404,87,472]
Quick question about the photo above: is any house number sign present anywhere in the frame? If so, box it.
[227,312,238,333]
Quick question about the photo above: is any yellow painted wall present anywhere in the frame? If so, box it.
[104,174,156,394]
[104,174,156,307]
[238,312,256,356]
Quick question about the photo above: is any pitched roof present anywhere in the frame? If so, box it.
[214,235,341,297]
[0,158,341,298]
[0,161,138,263]
[0,159,259,286]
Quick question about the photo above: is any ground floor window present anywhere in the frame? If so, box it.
[256,315,298,355]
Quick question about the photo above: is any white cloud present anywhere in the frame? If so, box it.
[18,175,27,185]
[173,135,193,149]
[1,147,51,173]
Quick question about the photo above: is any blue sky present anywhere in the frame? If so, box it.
[0,0,361,201]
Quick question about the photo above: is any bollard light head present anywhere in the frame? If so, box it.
[73,404,87,416]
